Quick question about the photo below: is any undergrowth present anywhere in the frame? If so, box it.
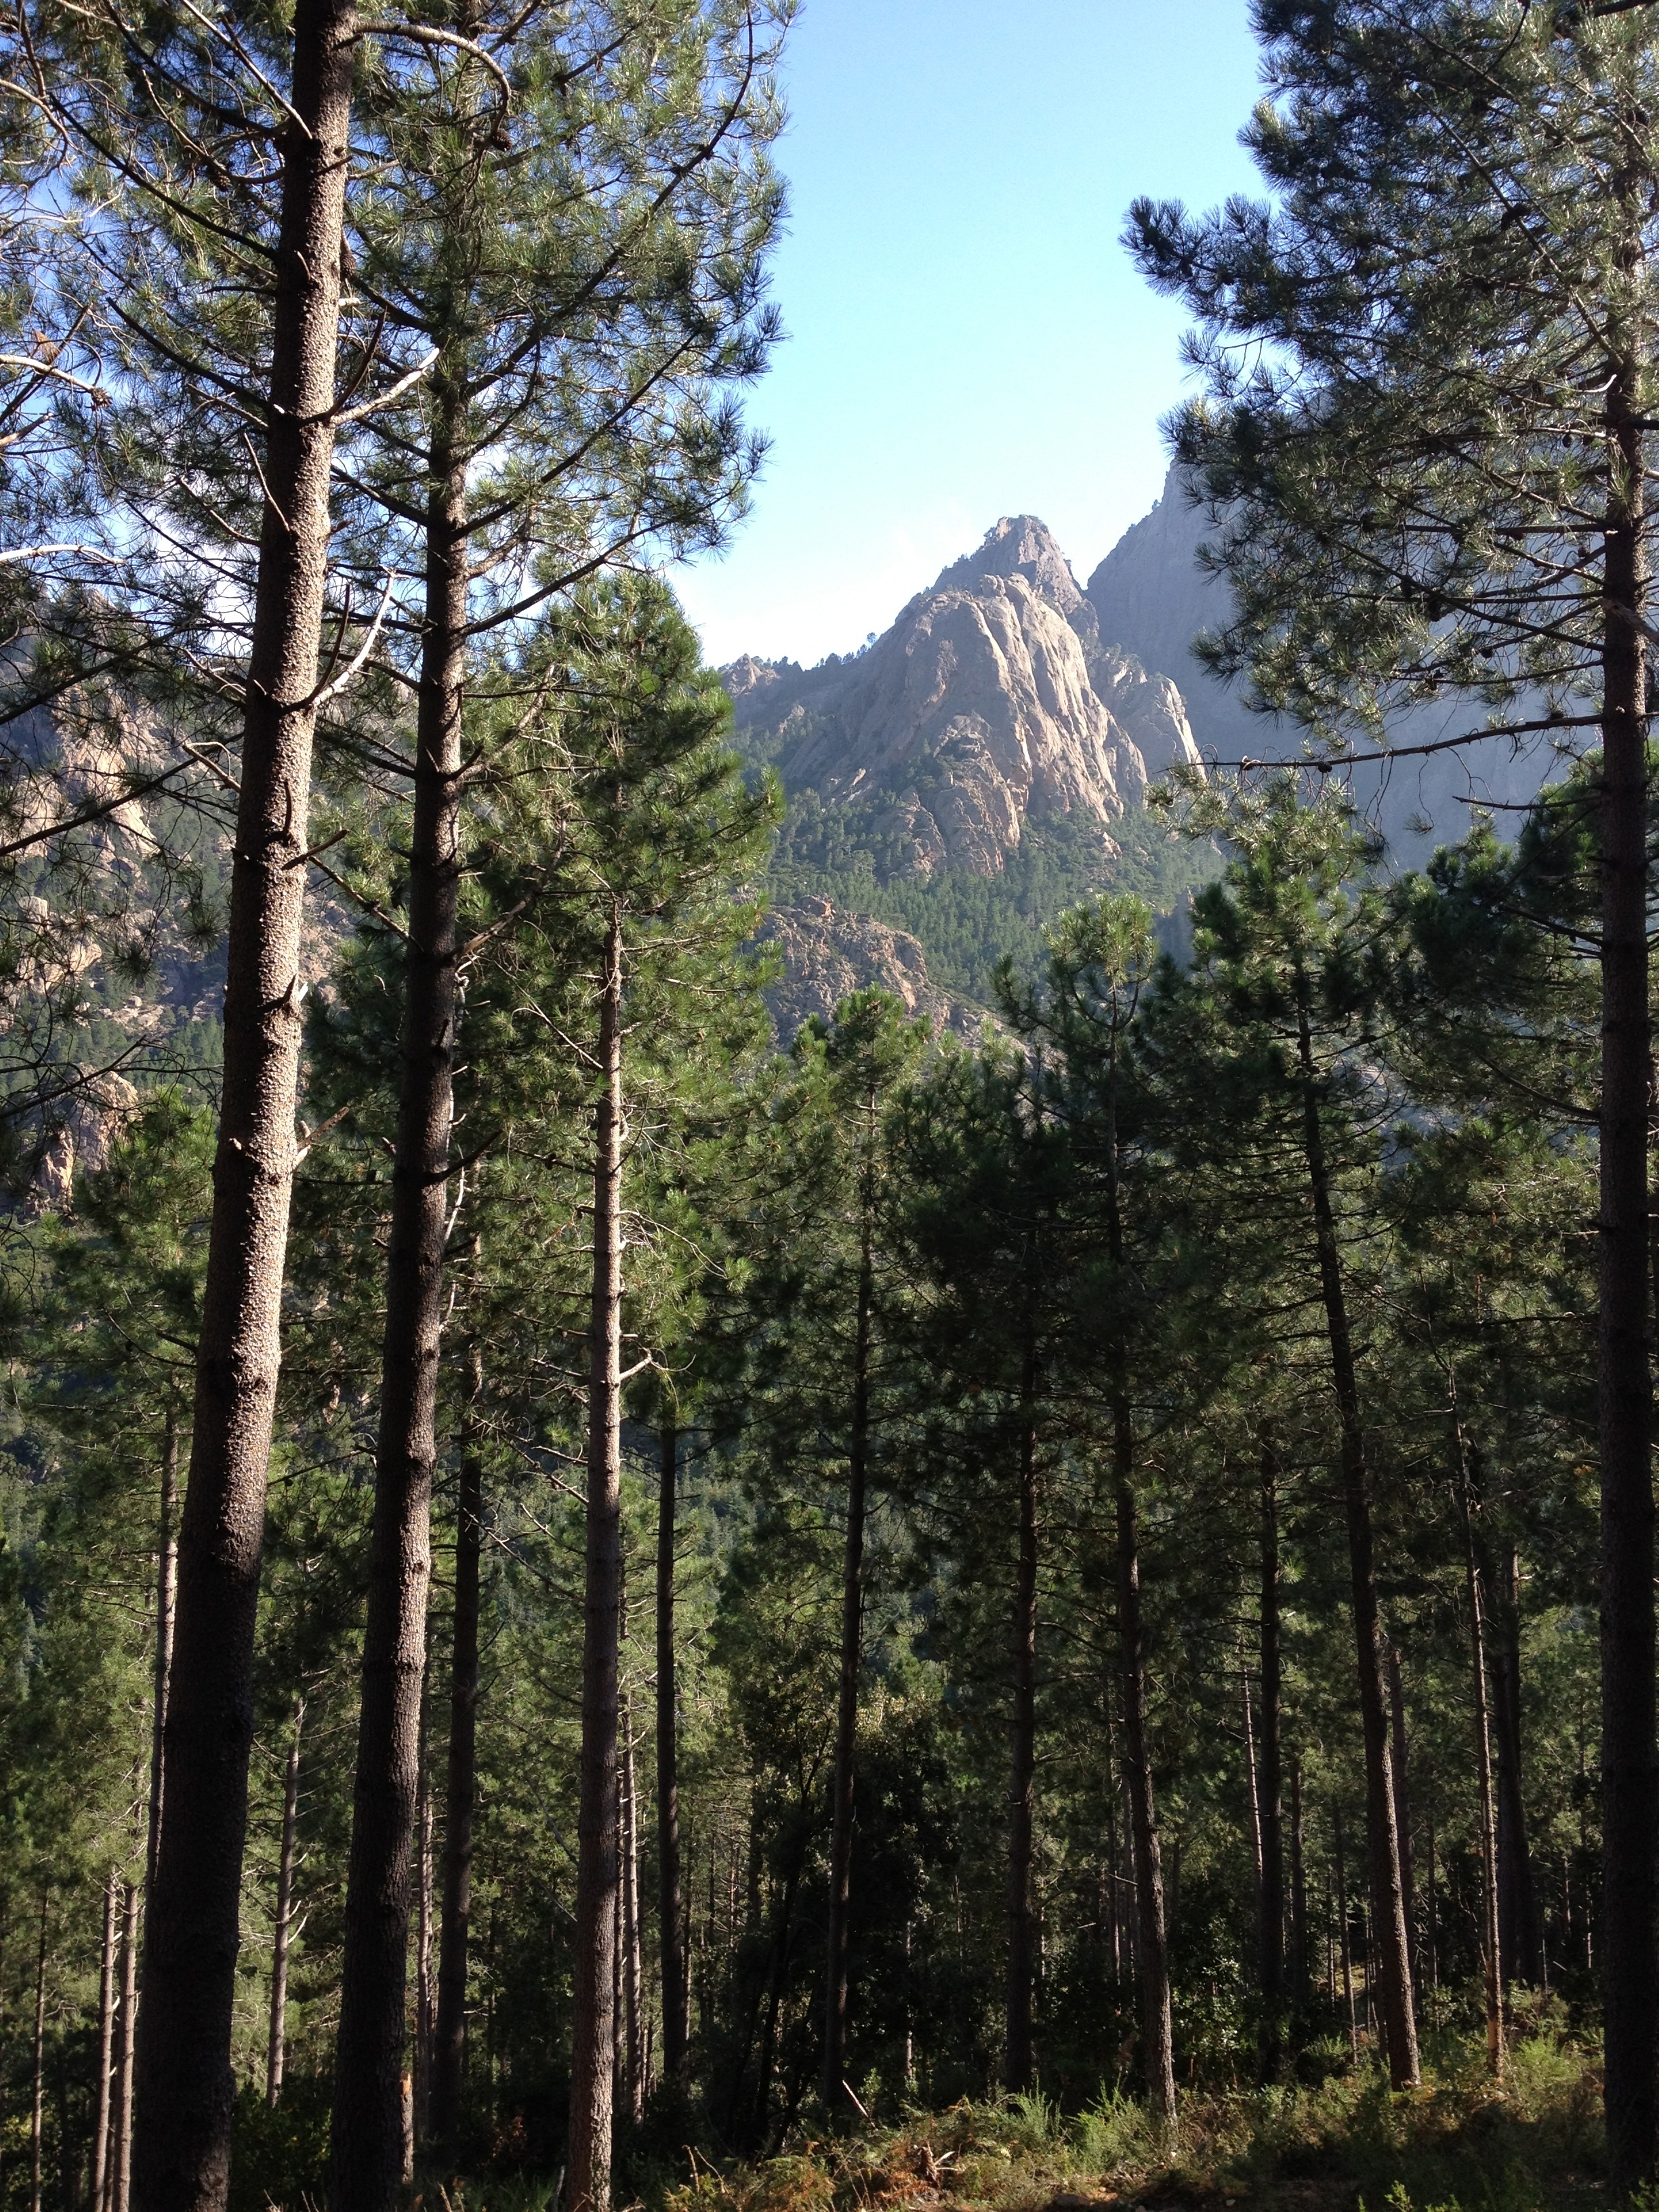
[659,2033,1605,2212]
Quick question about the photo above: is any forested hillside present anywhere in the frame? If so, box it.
[3,6,1659,2212]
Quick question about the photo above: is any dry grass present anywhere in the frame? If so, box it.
[659,2034,1607,2212]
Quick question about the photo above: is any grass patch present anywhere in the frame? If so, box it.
[660,2033,1605,2212]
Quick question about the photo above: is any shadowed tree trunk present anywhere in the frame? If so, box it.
[1456,1429,1503,2079]
[1115,1424,1174,2125]
[1004,1351,1039,2095]
[822,1109,875,2116]
[331,401,468,2212]
[146,1412,178,1900]
[30,1898,45,2212]
[621,1696,644,2125]
[94,1875,117,2211]
[114,1887,138,2212]
[267,1702,304,2109]
[432,1380,483,2158]
[1256,1433,1285,2081]
[656,1416,689,2084]
[132,7,358,2203]
[1598,304,1656,2196]
[1293,984,1417,2089]
[1387,1642,1416,1996]
[1490,1541,1542,1988]
[568,901,625,2212]
[1334,1811,1356,2059]
[1289,1757,1308,2009]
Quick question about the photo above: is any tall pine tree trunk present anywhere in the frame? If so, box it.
[1456,1436,1503,2078]
[94,1875,117,2212]
[115,1886,138,2212]
[1115,1412,1174,2125]
[1490,1542,1541,1987]
[146,1414,178,1900]
[267,1702,304,2108]
[133,9,356,2203]
[432,1395,483,2158]
[331,413,468,2212]
[569,901,625,2212]
[1004,1357,1039,2095]
[621,1698,644,2126]
[821,1181,874,2112]
[656,1416,689,2084]
[1293,990,1417,2088]
[1289,1757,1307,2008]
[1387,1643,1416,1994]
[1598,308,1656,2194]
[1256,1435,1284,2081]
[29,1898,44,2212]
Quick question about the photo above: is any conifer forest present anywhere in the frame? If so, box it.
[14,2,1659,2209]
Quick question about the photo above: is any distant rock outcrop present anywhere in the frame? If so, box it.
[727,516,1201,882]
[759,896,981,1043]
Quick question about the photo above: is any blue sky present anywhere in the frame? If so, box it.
[673,0,1267,669]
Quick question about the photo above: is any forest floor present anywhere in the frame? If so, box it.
[653,2034,1610,2212]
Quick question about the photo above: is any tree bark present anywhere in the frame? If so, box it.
[94,1875,117,2212]
[1456,1440,1503,2078]
[30,1896,45,2212]
[1115,1420,1175,2125]
[1004,1369,1039,2095]
[330,398,468,2211]
[146,1412,178,1901]
[568,900,625,2212]
[621,1696,644,2126]
[267,1701,304,2108]
[1599,308,1656,2195]
[1293,989,1418,2088]
[1491,1541,1542,1988]
[656,1416,689,2085]
[1386,1641,1416,1995]
[1334,1810,1356,2060]
[821,1129,875,2114]
[1256,1433,1284,2080]
[133,7,357,2204]
[1289,1756,1308,2009]
[114,1887,138,2212]
[432,1393,483,2158]
[415,1702,435,2144]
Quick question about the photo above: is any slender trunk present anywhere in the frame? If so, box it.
[330,407,467,2212]
[1242,1662,1263,1896]
[1491,1542,1542,1987]
[30,1896,45,2212]
[821,1124,875,2114]
[656,1418,688,2084]
[94,1876,117,2212]
[267,1702,304,2108]
[1290,1757,1308,2009]
[134,7,357,2203]
[1293,991,1417,2087]
[1334,1812,1356,2060]
[1456,1439,1503,2078]
[1386,1642,1416,1996]
[113,1888,138,2212]
[1256,1430,1284,2076]
[415,1706,434,2144]
[432,1382,483,2158]
[1426,1816,1438,2001]
[146,1414,178,1900]
[568,901,625,2212]
[1115,1418,1175,2124]
[1599,295,1656,2194]
[1004,1362,1039,2095]
[621,1698,644,2126]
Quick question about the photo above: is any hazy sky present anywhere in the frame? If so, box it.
[673,0,1267,670]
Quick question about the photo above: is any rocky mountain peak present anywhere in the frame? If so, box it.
[930,514,1086,617]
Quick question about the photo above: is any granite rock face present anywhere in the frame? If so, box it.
[758,896,981,1043]
[727,516,1201,882]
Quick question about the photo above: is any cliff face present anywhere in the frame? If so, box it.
[727,516,1201,882]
